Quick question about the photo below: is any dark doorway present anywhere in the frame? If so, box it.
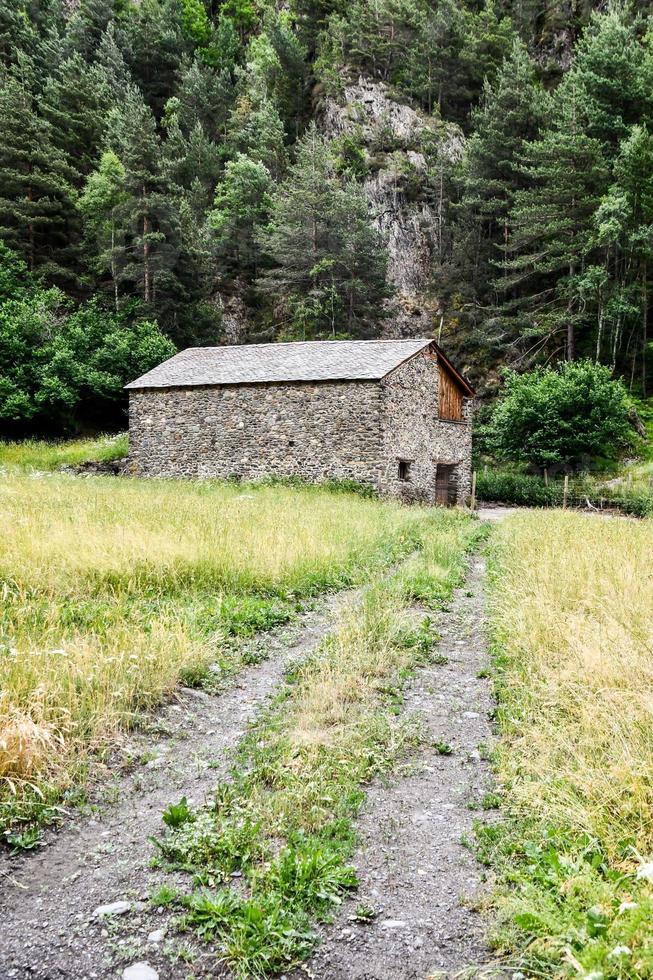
[435,463,458,506]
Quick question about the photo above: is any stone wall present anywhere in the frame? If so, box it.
[127,350,473,505]
[127,380,384,485]
[379,351,473,504]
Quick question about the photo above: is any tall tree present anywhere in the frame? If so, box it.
[594,125,653,390]
[0,68,77,284]
[106,86,179,310]
[502,81,608,361]
[258,124,387,337]
[455,40,544,314]
[41,54,110,185]
[78,150,128,309]
[209,153,273,274]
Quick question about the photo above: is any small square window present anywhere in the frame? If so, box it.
[398,459,412,481]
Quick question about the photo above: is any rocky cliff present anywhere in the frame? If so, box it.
[320,77,465,338]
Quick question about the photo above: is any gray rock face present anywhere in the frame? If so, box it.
[321,76,465,308]
[127,348,473,505]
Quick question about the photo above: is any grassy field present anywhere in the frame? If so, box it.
[0,433,128,471]
[0,470,437,837]
[482,511,653,978]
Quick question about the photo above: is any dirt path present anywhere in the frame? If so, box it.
[291,552,500,980]
[0,593,353,980]
[1,518,508,980]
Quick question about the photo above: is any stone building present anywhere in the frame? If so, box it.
[125,339,475,505]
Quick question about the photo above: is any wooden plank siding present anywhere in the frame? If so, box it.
[438,362,463,421]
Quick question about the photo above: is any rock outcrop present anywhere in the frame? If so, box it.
[320,76,465,336]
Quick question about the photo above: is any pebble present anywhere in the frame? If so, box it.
[92,901,131,918]
[381,919,407,929]
[123,964,159,980]
[147,928,166,944]
[462,711,480,719]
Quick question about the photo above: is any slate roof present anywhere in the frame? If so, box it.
[125,339,442,389]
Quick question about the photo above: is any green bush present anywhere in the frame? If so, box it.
[0,243,175,435]
[487,361,637,469]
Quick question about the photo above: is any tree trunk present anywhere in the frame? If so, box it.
[111,220,119,313]
[142,191,151,304]
[643,260,648,397]
[567,260,576,361]
[27,184,35,272]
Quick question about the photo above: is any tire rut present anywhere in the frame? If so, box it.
[292,553,500,980]
[0,590,356,980]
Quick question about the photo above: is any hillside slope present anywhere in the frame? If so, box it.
[1,0,652,433]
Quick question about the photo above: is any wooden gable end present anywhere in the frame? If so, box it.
[438,361,464,421]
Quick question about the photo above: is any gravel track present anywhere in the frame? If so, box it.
[291,553,502,980]
[0,593,353,980]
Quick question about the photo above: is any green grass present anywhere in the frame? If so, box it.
[148,511,483,978]
[0,433,129,471]
[481,511,653,979]
[0,469,437,836]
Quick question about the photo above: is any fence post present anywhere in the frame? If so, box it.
[563,474,569,509]
[543,467,548,486]
[470,470,477,512]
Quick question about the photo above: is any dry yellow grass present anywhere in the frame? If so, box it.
[0,472,426,830]
[490,510,653,858]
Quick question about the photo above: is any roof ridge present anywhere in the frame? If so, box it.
[176,338,432,354]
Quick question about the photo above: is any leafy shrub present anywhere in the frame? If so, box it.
[477,471,561,507]
[0,244,174,435]
[162,796,194,829]
[486,361,636,469]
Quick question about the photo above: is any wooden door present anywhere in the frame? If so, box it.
[435,464,457,506]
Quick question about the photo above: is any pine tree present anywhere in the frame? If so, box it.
[562,1,644,152]
[78,150,127,309]
[0,68,77,283]
[459,0,516,109]
[229,85,288,180]
[65,0,122,59]
[176,56,236,141]
[161,105,222,206]
[120,0,192,117]
[594,124,653,390]
[209,153,272,274]
[96,24,133,101]
[41,54,110,184]
[257,124,387,337]
[457,41,543,282]
[106,85,180,310]
[502,81,608,362]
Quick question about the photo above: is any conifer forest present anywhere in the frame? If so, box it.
[2,0,653,432]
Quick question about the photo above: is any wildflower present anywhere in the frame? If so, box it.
[618,901,638,914]
[608,946,631,958]
[636,861,653,882]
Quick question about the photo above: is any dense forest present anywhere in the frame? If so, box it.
[1,0,653,432]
